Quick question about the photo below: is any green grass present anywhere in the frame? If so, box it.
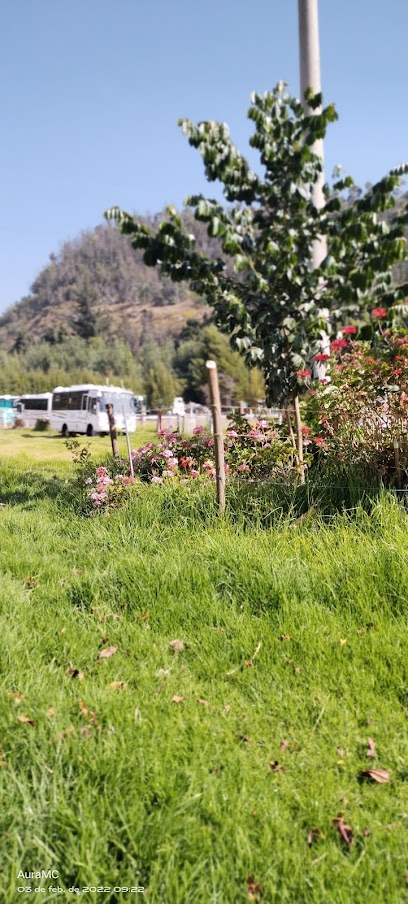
[1,436,408,903]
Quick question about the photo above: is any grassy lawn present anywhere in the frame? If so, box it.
[1,432,408,902]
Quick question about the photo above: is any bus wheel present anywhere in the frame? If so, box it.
[86,424,94,437]
[62,424,69,437]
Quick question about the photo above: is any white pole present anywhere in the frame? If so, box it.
[121,402,134,478]
[298,0,327,266]
[298,0,330,370]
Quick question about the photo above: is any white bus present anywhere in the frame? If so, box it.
[50,384,137,436]
[15,393,52,427]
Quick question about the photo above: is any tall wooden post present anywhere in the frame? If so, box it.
[106,404,119,459]
[206,360,226,514]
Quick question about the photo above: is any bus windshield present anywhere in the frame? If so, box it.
[99,392,134,414]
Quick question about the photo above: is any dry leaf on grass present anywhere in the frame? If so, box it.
[79,700,98,724]
[137,612,150,620]
[246,876,262,902]
[80,724,95,738]
[17,714,35,727]
[65,663,85,680]
[280,634,292,642]
[197,699,210,707]
[49,725,75,743]
[367,738,376,758]
[307,828,322,847]
[169,639,185,653]
[46,707,55,718]
[269,761,287,773]
[360,768,390,784]
[171,695,184,704]
[333,816,353,845]
[279,739,289,753]
[98,645,117,660]
[6,691,24,704]
[107,681,126,691]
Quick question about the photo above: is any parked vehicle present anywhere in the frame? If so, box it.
[15,393,52,427]
[50,384,136,436]
[0,396,18,427]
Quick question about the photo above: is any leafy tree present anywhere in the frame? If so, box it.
[144,361,179,410]
[106,82,408,468]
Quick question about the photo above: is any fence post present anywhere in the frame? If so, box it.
[206,360,226,514]
[106,404,119,459]
[394,439,401,489]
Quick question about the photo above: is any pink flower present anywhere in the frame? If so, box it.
[371,307,387,318]
[151,476,163,484]
[226,430,239,438]
[331,339,348,351]
[190,469,200,478]
[296,369,312,379]
[314,353,331,362]
[237,463,250,472]
[341,325,357,336]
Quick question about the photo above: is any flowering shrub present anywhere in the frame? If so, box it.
[225,415,301,480]
[305,329,408,482]
[84,465,138,511]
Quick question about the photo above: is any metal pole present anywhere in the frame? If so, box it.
[298,0,329,369]
[206,360,226,514]
[298,0,327,262]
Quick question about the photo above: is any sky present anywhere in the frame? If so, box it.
[1,0,407,313]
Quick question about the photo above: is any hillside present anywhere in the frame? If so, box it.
[0,215,215,353]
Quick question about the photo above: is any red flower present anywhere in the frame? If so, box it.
[314,353,331,362]
[296,369,311,379]
[371,307,387,318]
[302,426,312,435]
[313,436,325,446]
[342,325,357,335]
[331,339,348,351]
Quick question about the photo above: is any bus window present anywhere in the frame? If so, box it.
[88,397,98,413]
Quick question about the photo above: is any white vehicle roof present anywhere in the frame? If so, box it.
[52,384,133,393]
[19,392,52,399]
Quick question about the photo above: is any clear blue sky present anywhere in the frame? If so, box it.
[1,0,407,313]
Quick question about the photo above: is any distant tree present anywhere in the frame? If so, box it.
[144,361,179,410]
[106,82,408,469]
[72,279,100,339]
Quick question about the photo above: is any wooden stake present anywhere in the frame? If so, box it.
[106,404,119,459]
[293,393,305,484]
[206,360,226,514]
[394,439,401,489]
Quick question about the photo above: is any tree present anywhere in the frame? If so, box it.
[107,83,405,466]
[72,278,100,339]
[144,361,179,410]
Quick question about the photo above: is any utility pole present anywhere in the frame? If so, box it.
[298,0,327,267]
[298,0,329,370]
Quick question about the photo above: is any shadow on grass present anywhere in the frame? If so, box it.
[0,467,71,509]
